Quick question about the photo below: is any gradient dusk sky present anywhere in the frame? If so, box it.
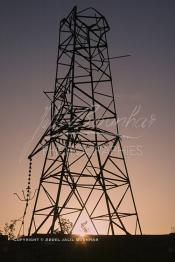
[0,0,175,235]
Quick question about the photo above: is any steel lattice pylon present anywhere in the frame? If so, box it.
[28,6,142,236]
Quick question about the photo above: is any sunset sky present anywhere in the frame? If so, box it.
[0,0,175,235]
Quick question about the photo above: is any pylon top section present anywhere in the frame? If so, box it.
[61,6,109,30]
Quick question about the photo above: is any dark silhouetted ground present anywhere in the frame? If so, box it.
[0,234,175,262]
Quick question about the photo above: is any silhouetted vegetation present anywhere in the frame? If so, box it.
[0,220,17,240]
[60,218,73,234]
[52,218,73,234]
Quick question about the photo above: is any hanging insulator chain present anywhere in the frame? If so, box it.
[16,157,37,237]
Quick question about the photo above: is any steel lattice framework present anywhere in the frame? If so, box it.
[28,6,142,236]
